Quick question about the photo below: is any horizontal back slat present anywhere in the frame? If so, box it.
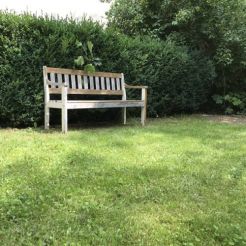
[46,67,122,78]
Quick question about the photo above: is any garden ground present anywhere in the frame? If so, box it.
[0,116,246,245]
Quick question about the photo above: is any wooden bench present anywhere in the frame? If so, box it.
[43,66,148,133]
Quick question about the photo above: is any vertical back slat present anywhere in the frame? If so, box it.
[64,74,69,87]
[111,78,116,90]
[121,76,125,91]
[89,76,95,90]
[116,78,121,90]
[95,77,100,90]
[106,77,110,90]
[89,76,94,89]
[89,76,94,90]
[57,74,63,88]
[121,73,126,100]
[84,76,89,89]
[77,75,82,89]
[50,73,56,88]
[101,77,105,90]
[71,75,76,89]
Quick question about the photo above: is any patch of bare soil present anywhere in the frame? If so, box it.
[200,114,246,124]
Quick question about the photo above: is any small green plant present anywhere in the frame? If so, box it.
[74,40,102,74]
[212,93,246,115]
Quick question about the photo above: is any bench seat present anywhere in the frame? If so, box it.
[47,100,145,109]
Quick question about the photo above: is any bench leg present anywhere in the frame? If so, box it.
[44,106,50,130]
[141,106,146,126]
[62,107,68,133]
[141,88,147,126]
[123,108,127,125]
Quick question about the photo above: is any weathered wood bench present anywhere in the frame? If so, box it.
[43,66,148,133]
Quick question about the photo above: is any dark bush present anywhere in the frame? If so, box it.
[107,35,216,117]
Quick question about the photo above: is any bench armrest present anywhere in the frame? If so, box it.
[124,83,148,105]
[125,83,148,89]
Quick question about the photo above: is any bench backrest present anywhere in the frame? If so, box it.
[43,66,125,96]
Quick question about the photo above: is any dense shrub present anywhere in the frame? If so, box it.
[0,12,105,127]
[108,35,216,117]
[0,12,215,127]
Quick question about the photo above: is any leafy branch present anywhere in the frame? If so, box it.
[74,40,102,74]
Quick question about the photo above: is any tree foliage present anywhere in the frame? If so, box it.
[107,0,246,102]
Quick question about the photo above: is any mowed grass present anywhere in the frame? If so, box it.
[0,116,246,245]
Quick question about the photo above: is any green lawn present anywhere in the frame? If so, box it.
[0,117,246,245]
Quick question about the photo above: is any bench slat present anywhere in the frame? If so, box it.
[46,67,122,78]
[47,100,144,109]
[106,77,110,90]
[111,78,116,90]
[58,74,62,86]
[67,100,144,109]
[65,74,69,87]
[116,78,121,90]
[77,75,82,89]
[50,73,56,88]
[71,75,76,89]
[95,76,100,90]
[83,76,89,89]
[101,77,105,90]
[89,76,94,89]
[49,88,123,95]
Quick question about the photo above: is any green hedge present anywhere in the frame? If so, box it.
[0,12,216,127]
[104,35,216,117]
